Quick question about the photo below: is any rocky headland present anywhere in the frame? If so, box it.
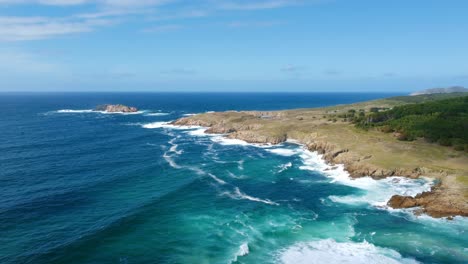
[172,97,468,219]
[95,104,138,113]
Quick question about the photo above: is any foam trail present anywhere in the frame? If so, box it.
[168,138,183,155]
[208,173,227,185]
[237,160,244,170]
[163,152,181,169]
[145,112,170,116]
[227,171,246,179]
[56,109,94,113]
[231,243,249,263]
[267,148,298,156]
[56,109,145,115]
[186,128,209,136]
[278,162,292,173]
[142,122,201,130]
[280,239,420,264]
[296,147,433,207]
[209,135,273,148]
[222,187,279,205]
[101,110,145,115]
[169,145,183,155]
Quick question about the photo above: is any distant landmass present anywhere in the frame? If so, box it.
[410,86,468,96]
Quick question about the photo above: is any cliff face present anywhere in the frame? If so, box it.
[172,114,468,218]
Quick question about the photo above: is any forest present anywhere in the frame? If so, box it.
[354,96,468,151]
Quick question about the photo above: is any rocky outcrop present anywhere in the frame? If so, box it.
[96,104,138,113]
[388,180,468,218]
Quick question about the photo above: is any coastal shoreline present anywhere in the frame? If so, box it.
[171,99,468,219]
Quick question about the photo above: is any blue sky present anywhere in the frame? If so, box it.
[1,0,467,92]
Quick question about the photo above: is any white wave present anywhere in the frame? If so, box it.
[328,176,432,207]
[101,110,145,115]
[292,145,433,208]
[208,173,227,185]
[57,109,94,113]
[169,144,183,155]
[186,128,209,136]
[267,148,298,156]
[278,162,292,173]
[222,187,278,206]
[227,171,247,179]
[163,152,181,169]
[237,160,244,170]
[211,136,252,146]
[231,243,249,263]
[208,134,273,148]
[142,122,202,130]
[183,113,197,116]
[280,239,420,264]
[168,138,183,155]
[145,112,170,116]
[55,109,145,115]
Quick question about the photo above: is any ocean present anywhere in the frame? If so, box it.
[0,92,467,264]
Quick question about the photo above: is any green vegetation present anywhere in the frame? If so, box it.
[355,96,468,151]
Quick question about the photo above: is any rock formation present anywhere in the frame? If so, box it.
[95,104,138,113]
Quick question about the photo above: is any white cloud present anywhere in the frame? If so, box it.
[0,16,114,41]
[228,20,284,28]
[217,0,301,11]
[0,0,310,41]
[0,48,61,73]
[141,24,182,33]
[0,0,91,5]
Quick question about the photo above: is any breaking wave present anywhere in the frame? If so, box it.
[279,239,420,264]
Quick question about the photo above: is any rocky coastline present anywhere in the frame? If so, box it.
[173,114,468,218]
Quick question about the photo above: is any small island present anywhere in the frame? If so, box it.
[95,104,138,113]
[173,92,468,218]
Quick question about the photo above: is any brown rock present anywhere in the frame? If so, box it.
[96,104,138,113]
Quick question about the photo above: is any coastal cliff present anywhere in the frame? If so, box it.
[173,98,468,218]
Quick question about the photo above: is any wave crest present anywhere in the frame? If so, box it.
[280,239,420,264]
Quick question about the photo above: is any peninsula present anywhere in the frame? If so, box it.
[174,93,468,218]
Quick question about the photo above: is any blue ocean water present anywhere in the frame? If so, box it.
[0,92,467,264]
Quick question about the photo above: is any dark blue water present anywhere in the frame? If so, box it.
[1,93,466,264]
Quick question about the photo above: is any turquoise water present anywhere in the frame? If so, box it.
[0,93,466,263]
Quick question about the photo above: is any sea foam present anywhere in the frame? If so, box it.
[265,145,433,209]
[145,112,170,116]
[231,242,249,263]
[56,109,145,115]
[279,239,420,264]
[142,122,202,130]
[222,187,279,206]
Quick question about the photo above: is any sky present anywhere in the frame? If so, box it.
[0,0,467,92]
